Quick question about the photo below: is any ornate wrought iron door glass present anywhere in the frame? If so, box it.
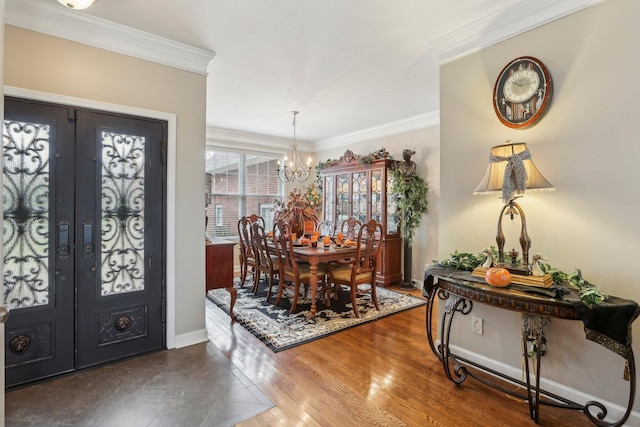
[2,120,51,309]
[100,131,145,296]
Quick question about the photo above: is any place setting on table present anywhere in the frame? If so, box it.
[267,229,357,253]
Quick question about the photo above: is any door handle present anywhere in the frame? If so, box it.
[82,221,94,257]
[57,222,70,259]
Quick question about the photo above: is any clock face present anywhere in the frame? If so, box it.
[493,56,552,129]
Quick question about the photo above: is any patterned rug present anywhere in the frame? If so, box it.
[207,280,427,352]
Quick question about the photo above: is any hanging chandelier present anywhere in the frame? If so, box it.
[277,111,311,183]
[57,0,97,10]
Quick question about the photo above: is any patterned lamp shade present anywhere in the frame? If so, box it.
[473,142,554,202]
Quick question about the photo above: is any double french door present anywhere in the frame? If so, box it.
[3,97,166,387]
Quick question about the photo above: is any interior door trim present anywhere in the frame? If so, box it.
[4,86,179,348]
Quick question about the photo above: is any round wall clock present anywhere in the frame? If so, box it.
[493,56,552,129]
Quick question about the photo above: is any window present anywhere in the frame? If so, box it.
[215,205,224,227]
[259,203,275,231]
[205,147,283,238]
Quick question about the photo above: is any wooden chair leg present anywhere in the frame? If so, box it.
[252,270,261,294]
[275,281,286,306]
[350,285,360,318]
[290,283,300,313]
[266,272,274,302]
[322,278,331,306]
[371,284,380,311]
[239,262,247,286]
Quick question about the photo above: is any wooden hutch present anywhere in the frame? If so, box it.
[318,149,402,286]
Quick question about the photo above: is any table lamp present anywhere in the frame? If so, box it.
[473,142,555,278]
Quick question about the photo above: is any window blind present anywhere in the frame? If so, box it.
[205,147,283,238]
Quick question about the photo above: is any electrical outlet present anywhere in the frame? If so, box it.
[472,316,483,335]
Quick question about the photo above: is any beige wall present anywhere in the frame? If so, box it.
[440,0,640,414]
[315,126,440,284]
[5,26,209,341]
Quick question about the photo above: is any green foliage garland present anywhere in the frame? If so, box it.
[389,167,428,246]
[435,248,606,307]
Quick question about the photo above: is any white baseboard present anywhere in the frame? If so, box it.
[172,328,209,349]
[433,340,640,425]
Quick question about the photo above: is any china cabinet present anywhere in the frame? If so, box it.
[319,150,402,286]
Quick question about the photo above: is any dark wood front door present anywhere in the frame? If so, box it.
[3,97,166,387]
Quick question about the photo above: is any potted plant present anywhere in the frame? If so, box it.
[389,162,428,246]
[274,185,320,236]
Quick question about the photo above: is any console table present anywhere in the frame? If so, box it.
[206,238,237,318]
[423,266,639,426]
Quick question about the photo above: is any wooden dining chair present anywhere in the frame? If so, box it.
[339,216,362,240]
[250,221,279,301]
[237,214,264,286]
[273,219,329,313]
[316,220,334,237]
[328,219,383,317]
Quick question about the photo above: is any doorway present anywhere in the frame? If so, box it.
[3,97,166,387]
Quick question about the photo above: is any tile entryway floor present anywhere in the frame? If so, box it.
[5,339,273,426]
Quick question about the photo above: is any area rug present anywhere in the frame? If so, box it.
[207,281,427,352]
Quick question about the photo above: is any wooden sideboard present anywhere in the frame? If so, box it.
[206,237,237,318]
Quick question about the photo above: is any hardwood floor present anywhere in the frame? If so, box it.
[206,285,590,427]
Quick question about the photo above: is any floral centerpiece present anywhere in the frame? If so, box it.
[274,185,320,236]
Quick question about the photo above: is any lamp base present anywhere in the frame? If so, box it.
[472,267,554,288]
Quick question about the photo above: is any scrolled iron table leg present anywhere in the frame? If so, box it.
[440,295,473,385]
[522,314,547,423]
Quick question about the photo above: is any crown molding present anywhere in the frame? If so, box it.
[5,0,215,75]
[205,111,438,154]
[206,126,315,154]
[430,0,607,64]
[313,111,440,152]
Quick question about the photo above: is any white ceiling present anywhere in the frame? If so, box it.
[7,0,603,145]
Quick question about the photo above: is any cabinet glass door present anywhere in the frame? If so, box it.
[323,174,334,227]
[386,173,399,234]
[352,172,368,223]
[371,170,383,226]
[336,173,350,226]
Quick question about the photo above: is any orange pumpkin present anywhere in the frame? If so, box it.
[485,267,512,287]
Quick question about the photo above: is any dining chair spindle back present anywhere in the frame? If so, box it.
[250,222,279,300]
[339,216,362,240]
[237,214,264,286]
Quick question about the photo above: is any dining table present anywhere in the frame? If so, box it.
[272,242,358,317]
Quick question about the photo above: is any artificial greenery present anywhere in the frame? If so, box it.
[538,264,606,307]
[436,248,497,271]
[315,148,390,172]
[389,167,428,246]
[435,248,606,307]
